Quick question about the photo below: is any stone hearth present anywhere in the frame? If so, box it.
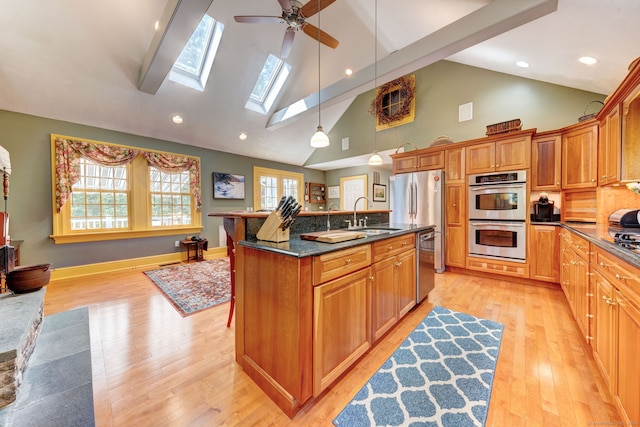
[0,288,45,408]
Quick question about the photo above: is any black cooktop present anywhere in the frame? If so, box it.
[612,230,640,254]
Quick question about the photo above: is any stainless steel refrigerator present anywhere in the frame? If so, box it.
[390,170,445,301]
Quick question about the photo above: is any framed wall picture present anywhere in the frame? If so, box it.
[328,185,340,199]
[213,172,245,199]
[373,183,386,202]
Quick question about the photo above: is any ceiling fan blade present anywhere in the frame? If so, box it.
[281,28,295,59]
[278,0,293,11]
[303,23,339,49]
[234,16,283,24]
[300,0,336,18]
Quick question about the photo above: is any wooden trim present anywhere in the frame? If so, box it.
[50,246,227,280]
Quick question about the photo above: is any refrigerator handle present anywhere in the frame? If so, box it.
[412,181,417,218]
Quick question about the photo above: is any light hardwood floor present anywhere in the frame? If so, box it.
[42,267,620,426]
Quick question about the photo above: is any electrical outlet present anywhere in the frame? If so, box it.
[174,240,180,248]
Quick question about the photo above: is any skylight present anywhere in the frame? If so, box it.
[246,54,291,115]
[169,14,224,92]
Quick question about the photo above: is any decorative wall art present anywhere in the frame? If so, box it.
[213,172,245,199]
[373,183,387,202]
[370,74,416,131]
[328,185,340,199]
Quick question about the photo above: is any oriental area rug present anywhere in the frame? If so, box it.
[333,306,504,427]
[144,258,231,316]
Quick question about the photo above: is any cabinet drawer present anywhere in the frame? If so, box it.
[569,233,591,260]
[467,256,529,278]
[372,234,415,263]
[313,244,371,285]
[593,248,640,309]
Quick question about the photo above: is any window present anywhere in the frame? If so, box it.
[246,54,291,114]
[169,14,224,92]
[70,159,129,231]
[51,135,202,244]
[253,166,304,210]
[150,167,192,227]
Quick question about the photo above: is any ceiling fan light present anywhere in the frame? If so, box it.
[368,151,383,165]
[310,125,330,148]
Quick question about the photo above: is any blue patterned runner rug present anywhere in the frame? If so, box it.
[333,306,504,427]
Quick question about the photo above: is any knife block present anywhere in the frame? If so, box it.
[256,211,289,242]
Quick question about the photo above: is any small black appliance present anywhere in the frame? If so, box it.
[533,193,555,222]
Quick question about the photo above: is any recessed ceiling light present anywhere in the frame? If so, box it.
[239,132,247,140]
[579,56,598,65]
[154,21,160,31]
[172,115,183,124]
[516,61,529,68]
[345,68,353,76]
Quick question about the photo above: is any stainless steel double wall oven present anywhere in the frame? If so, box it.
[468,170,527,262]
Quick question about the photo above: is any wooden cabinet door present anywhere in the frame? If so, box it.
[615,289,640,425]
[445,183,466,268]
[445,147,465,183]
[392,154,418,174]
[495,135,531,171]
[465,142,495,174]
[532,134,561,190]
[562,122,598,188]
[396,249,416,319]
[529,225,560,282]
[417,150,445,171]
[446,225,466,268]
[574,253,590,340]
[313,268,371,395]
[598,104,621,186]
[593,271,614,391]
[371,258,397,342]
[445,184,464,226]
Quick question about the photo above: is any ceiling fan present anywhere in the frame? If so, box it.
[234,0,339,59]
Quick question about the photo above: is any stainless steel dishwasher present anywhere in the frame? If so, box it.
[417,229,436,303]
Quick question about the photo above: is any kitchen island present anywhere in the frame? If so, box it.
[229,218,433,417]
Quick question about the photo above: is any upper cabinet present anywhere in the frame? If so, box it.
[597,55,640,183]
[598,104,621,186]
[445,147,465,184]
[561,120,598,189]
[531,132,561,191]
[392,149,445,174]
[465,133,531,174]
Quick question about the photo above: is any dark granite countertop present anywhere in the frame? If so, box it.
[239,223,435,258]
[561,222,640,270]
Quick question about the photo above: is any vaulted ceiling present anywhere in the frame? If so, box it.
[1,0,639,170]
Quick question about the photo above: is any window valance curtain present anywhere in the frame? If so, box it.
[54,137,202,212]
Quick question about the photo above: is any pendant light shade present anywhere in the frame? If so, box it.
[368,151,383,165]
[310,125,330,148]
[310,0,330,148]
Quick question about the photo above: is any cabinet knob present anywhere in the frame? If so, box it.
[387,246,393,251]
[345,258,351,264]
[591,178,596,182]
[395,262,402,267]
[556,182,560,185]
[453,203,457,207]
[495,164,500,168]
[615,273,628,281]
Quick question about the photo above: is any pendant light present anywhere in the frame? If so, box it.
[368,0,382,165]
[310,0,330,148]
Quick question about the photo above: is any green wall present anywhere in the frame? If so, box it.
[0,110,324,268]
[306,60,606,166]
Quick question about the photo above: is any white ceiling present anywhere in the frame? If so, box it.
[1,0,639,170]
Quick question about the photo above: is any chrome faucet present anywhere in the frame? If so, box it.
[326,202,340,231]
[352,196,373,228]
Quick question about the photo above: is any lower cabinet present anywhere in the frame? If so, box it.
[592,247,640,425]
[371,249,416,342]
[560,229,592,341]
[313,268,372,396]
[529,225,560,282]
